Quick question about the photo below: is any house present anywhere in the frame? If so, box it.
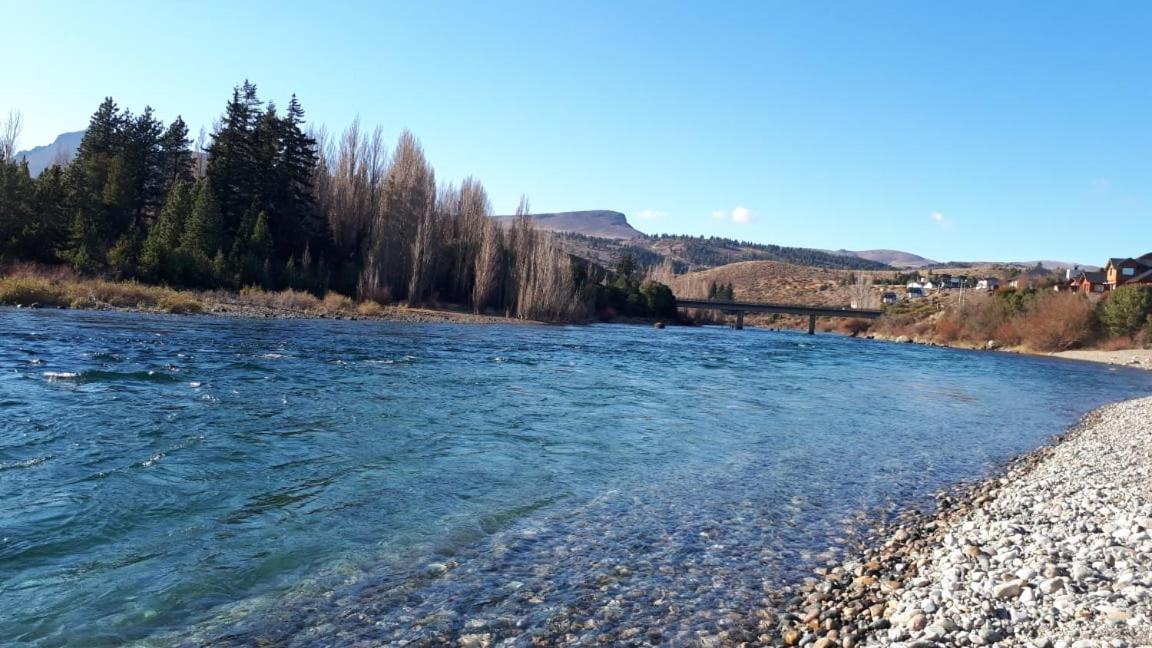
[1104,253,1152,290]
[1009,274,1039,290]
[1009,264,1054,290]
[906,286,925,299]
[1072,270,1108,295]
[976,277,1000,291]
[881,291,899,304]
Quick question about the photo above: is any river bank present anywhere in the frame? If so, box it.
[1051,349,1152,371]
[765,395,1152,648]
[0,274,527,325]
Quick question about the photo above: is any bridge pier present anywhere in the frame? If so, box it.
[674,299,881,337]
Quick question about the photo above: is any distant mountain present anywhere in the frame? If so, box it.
[831,249,938,268]
[931,260,1096,272]
[493,210,642,240]
[1015,260,1095,271]
[14,130,84,176]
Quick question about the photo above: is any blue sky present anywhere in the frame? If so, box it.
[4,1,1150,263]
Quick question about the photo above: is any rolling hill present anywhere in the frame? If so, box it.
[493,210,643,239]
[830,249,938,268]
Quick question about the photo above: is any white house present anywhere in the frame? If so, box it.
[976,277,1000,291]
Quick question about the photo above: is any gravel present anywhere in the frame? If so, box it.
[768,396,1152,647]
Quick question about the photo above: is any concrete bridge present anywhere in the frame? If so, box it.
[675,299,884,334]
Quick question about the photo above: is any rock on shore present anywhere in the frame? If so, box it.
[767,396,1152,647]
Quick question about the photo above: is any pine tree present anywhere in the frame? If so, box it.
[280,95,323,253]
[207,81,263,250]
[141,180,192,281]
[158,116,193,196]
[179,179,222,266]
[124,106,164,221]
[0,159,36,259]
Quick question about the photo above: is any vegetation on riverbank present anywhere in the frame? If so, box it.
[0,264,507,323]
[873,285,1152,352]
[0,261,686,325]
[0,85,675,323]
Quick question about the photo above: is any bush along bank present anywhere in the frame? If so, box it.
[872,286,1152,353]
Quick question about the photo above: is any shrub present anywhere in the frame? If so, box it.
[839,318,873,336]
[236,286,321,313]
[82,280,166,308]
[1097,285,1152,338]
[1016,292,1097,351]
[356,300,387,317]
[0,277,69,307]
[639,281,676,318]
[157,293,204,314]
[320,292,355,314]
[272,289,321,312]
[1098,335,1136,351]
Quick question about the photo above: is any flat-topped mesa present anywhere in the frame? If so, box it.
[492,210,642,240]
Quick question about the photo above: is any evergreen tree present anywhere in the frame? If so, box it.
[124,106,164,221]
[157,116,193,197]
[279,95,323,254]
[141,180,193,280]
[0,159,36,261]
[179,179,222,266]
[207,81,263,249]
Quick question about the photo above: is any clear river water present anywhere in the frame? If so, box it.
[3,308,1151,646]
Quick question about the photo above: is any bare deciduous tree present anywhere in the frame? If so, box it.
[1,110,23,163]
[848,272,877,309]
[472,216,502,312]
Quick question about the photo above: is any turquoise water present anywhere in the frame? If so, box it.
[2,309,1150,646]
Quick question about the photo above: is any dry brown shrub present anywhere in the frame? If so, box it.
[237,287,321,313]
[81,280,167,308]
[1016,292,1097,351]
[838,318,873,336]
[950,298,1007,343]
[320,292,355,314]
[992,320,1021,346]
[1098,335,1135,351]
[157,294,204,314]
[356,300,387,317]
[0,276,69,306]
[932,317,964,343]
[274,290,321,312]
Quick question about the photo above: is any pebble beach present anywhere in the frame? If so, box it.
[768,394,1152,648]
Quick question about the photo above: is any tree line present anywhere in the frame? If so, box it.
[0,83,680,321]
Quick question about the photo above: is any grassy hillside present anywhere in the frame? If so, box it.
[553,232,892,274]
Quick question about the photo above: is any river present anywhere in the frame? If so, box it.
[2,308,1150,646]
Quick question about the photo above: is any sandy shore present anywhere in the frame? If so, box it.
[1050,350,1152,371]
[765,396,1152,647]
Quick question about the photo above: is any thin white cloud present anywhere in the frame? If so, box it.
[636,209,666,222]
[930,211,953,230]
[711,205,754,224]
